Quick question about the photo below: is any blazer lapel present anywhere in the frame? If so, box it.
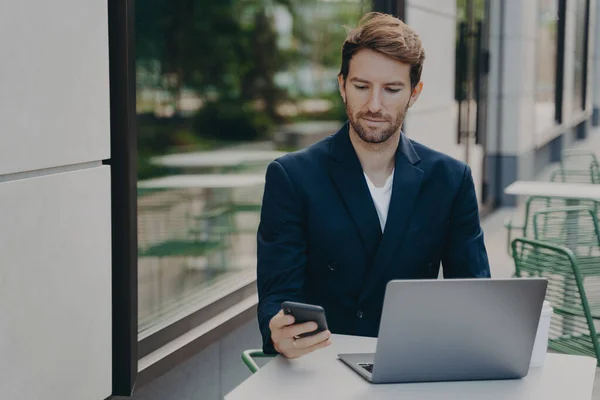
[359,133,424,303]
[328,122,382,259]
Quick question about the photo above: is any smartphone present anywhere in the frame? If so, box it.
[281,301,329,338]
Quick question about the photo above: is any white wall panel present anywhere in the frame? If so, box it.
[0,166,111,400]
[405,107,458,157]
[406,6,456,113]
[407,0,455,18]
[0,1,110,175]
[501,0,536,40]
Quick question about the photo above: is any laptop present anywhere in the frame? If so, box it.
[338,278,548,384]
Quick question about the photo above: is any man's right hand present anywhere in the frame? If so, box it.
[269,310,331,359]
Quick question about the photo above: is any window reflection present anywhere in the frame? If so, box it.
[135,0,371,336]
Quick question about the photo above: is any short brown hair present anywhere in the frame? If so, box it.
[339,12,425,89]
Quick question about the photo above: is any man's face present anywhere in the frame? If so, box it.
[338,48,423,144]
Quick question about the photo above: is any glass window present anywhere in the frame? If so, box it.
[534,0,559,132]
[135,0,371,342]
[454,0,489,157]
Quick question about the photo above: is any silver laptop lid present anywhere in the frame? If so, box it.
[372,278,547,383]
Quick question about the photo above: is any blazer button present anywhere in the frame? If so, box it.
[357,310,364,319]
[328,262,336,271]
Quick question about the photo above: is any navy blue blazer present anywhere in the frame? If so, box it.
[257,122,491,353]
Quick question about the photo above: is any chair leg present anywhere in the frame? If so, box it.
[242,350,274,374]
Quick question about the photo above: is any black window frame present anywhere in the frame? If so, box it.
[555,0,566,123]
[107,0,138,395]
[374,0,406,20]
[570,0,590,114]
[581,0,591,111]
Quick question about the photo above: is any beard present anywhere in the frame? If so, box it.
[345,99,409,144]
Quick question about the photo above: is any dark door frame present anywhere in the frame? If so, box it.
[374,0,406,20]
[105,0,138,396]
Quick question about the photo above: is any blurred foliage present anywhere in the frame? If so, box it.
[193,98,274,141]
[136,0,292,117]
[137,114,226,179]
[137,0,245,96]
[136,0,368,178]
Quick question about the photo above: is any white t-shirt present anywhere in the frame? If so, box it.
[364,170,394,232]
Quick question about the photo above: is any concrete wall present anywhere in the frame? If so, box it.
[0,1,112,399]
[403,0,457,155]
[486,0,538,205]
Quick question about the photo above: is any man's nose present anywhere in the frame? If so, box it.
[367,90,383,114]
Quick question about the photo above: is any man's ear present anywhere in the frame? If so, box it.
[408,81,424,108]
[337,75,346,103]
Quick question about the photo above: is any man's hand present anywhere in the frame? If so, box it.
[269,310,331,359]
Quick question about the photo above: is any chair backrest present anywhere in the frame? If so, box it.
[511,238,599,355]
[553,150,600,184]
[521,196,600,237]
[550,168,600,184]
[561,149,599,169]
[532,206,600,257]
[522,196,558,237]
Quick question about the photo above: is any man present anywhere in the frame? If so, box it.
[257,12,491,359]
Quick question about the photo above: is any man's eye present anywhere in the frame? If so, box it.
[354,85,368,90]
[386,88,401,93]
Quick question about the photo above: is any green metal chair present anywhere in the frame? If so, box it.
[550,168,600,184]
[549,149,600,184]
[512,237,600,364]
[532,206,600,259]
[561,149,599,170]
[242,349,275,373]
[505,196,600,253]
[531,206,600,309]
[504,196,600,255]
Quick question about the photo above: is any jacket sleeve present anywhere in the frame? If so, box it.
[441,164,491,278]
[256,160,307,354]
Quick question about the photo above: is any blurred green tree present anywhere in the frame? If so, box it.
[136,0,299,140]
[136,0,246,103]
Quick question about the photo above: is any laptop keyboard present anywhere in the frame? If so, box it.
[359,363,374,373]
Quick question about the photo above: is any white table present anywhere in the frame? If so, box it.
[505,181,600,200]
[137,174,265,189]
[149,150,286,170]
[504,181,600,335]
[226,334,597,400]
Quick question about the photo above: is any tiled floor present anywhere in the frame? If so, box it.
[482,125,600,398]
